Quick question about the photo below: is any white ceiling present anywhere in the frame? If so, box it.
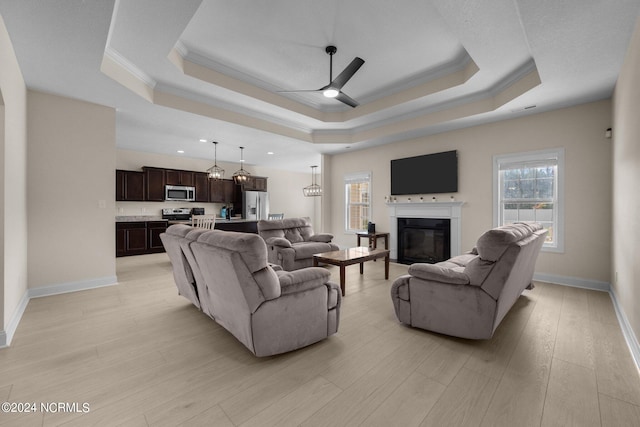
[1,0,638,173]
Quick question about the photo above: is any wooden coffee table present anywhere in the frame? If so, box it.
[313,247,390,296]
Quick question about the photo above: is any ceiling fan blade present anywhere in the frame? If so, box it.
[331,57,365,90]
[277,89,322,94]
[336,91,359,108]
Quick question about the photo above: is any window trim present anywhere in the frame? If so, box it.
[493,148,565,253]
[344,171,372,233]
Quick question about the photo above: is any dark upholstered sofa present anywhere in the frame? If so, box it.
[161,224,341,356]
[390,222,547,339]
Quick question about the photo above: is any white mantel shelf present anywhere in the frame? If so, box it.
[386,201,465,260]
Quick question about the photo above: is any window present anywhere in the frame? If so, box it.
[493,148,564,252]
[345,171,371,232]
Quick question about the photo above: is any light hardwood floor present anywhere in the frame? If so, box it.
[1,253,640,426]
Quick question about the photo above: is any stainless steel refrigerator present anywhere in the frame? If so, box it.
[242,191,269,220]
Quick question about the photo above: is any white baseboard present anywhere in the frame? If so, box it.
[1,276,118,348]
[28,275,118,298]
[609,288,640,374]
[534,272,640,373]
[534,272,610,292]
[0,291,30,348]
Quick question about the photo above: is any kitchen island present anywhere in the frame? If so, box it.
[160,217,258,233]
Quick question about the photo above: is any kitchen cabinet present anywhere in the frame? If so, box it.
[215,220,258,233]
[116,222,148,257]
[116,170,145,201]
[147,221,168,253]
[209,179,235,203]
[244,176,268,191]
[166,169,194,186]
[117,166,257,204]
[143,167,165,201]
[194,172,209,203]
[116,220,168,257]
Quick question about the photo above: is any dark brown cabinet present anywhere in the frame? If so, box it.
[116,221,168,257]
[116,170,145,201]
[147,221,168,253]
[165,170,194,186]
[194,172,210,203]
[244,176,268,191]
[209,179,236,203]
[117,166,251,204]
[143,167,166,201]
[116,222,148,257]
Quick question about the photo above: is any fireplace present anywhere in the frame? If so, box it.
[386,201,463,262]
[397,218,450,264]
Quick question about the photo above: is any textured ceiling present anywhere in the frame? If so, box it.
[0,0,638,172]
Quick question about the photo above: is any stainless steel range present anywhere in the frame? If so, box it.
[162,208,191,221]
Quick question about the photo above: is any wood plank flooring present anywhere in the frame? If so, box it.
[1,253,639,426]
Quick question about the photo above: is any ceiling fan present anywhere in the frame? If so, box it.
[280,45,365,108]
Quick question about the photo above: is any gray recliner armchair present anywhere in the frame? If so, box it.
[390,222,547,339]
[162,225,341,357]
[258,217,339,271]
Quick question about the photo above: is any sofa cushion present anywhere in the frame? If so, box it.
[309,233,333,243]
[439,253,477,268]
[265,237,292,248]
[277,267,331,294]
[284,227,305,243]
[464,256,496,286]
[291,242,336,259]
[476,222,542,261]
[196,230,269,273]
[408,263,470,285]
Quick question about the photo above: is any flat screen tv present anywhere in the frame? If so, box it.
[391,150,458,195]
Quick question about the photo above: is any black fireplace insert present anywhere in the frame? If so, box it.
[397,218,450,265]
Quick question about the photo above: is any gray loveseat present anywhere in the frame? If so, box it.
[161,224,341,357]
[390,222,547,339]
[258,217,339,271]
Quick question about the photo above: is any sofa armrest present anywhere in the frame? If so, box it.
[309,233,333,243]
[277,267,331,295]
[408,263,470,285]
[265,237,292,248]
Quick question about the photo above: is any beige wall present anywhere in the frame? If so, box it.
[0,14,27,338]
[27,91,116,289]
[117,149,317,226]
[612,17,640,347]
[328,99,613,284]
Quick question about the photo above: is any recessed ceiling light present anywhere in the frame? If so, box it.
[177,150,185,154]
[267,151,274,155]
[199,139,207,142]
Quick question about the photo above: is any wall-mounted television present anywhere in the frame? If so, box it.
[391,150,458,195]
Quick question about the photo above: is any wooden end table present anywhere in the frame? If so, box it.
[313,247,390,296]
[356,232,390,250]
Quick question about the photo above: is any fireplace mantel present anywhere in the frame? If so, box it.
[386,201,464,260]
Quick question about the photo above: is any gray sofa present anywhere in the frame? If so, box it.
[258,217,339,271]
[390,222,547,339]
[160,225,211,316]
[161,224,341,357]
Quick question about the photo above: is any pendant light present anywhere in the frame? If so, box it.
[206,141,225,180]
[303,165,322,197]
[232,146,251,184]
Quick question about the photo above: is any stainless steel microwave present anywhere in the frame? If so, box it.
[165,185,195,202]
